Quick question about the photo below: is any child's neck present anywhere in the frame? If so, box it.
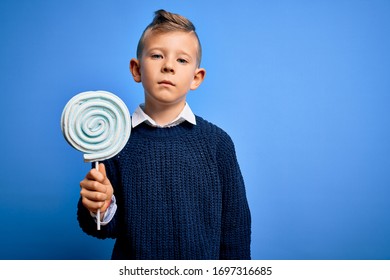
[144,101,186,126]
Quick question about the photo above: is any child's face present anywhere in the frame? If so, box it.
[132,31,205,108]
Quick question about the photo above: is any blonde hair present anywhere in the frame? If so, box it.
[136,9,202,67]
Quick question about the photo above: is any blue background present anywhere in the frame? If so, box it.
[1,0,389,260]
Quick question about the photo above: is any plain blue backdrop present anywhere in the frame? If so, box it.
[1,0,389,259]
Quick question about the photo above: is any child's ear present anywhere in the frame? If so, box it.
[190,68,206,90]
[130,58,142,83]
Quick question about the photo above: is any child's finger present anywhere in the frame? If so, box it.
[81,188,107,202]
[80,178,107,193]
[99,163,111,186]
[98,163,107,177]
[86,168,104,182]
[81,196,105,212]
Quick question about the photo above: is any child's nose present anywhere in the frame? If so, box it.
[162,60,175,74]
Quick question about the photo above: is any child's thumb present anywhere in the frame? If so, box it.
[98,163,112,195]
[98,163,108,180]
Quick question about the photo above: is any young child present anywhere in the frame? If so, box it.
[78,9,251,260]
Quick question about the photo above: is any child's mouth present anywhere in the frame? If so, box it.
[158,80,175,86]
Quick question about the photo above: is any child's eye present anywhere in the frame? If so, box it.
[177,58,188,64]
[151,54,163,59]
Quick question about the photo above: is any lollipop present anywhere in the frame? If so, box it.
[61,90,131,230]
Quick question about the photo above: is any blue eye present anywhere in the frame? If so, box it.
[177,58,188,64]
[151,54,163,59]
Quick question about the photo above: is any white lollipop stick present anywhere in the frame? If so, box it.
[61,90,131,230]
[95,161,101,230]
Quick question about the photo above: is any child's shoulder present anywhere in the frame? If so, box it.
[194,116,235,146]
[195,115,226,133]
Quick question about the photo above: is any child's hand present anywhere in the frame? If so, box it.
[79,163,113,215]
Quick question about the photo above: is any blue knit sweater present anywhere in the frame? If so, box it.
[77,116,251,259]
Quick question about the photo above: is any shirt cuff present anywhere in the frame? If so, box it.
[89,195,117,226]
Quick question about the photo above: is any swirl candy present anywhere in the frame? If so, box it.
[61,90,131,230]
[61,90,131,162]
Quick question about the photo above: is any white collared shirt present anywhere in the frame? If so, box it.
[92,103,197,225]
[131,103,197,128]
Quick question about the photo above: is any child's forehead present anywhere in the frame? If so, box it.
[144,30,198,52]
[144,29,198,46]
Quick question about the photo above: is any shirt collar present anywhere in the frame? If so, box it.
[132,103,196,128]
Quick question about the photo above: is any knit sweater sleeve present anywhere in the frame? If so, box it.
[76,158,123,240]
[217,130,251,259]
